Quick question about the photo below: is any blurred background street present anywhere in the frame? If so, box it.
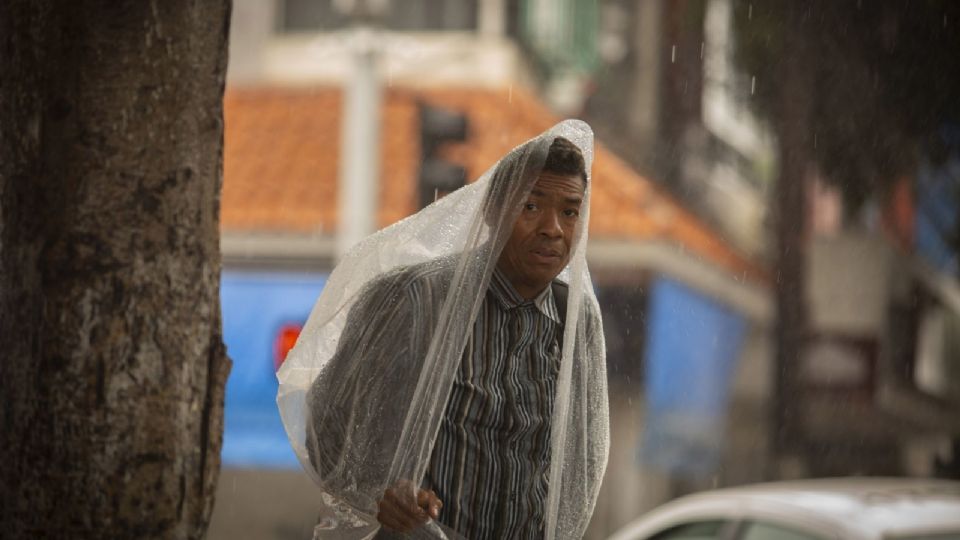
[208,1,960,538]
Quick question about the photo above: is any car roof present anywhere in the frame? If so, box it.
[609,478,960,540]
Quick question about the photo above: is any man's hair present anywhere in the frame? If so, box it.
[543,137,587,184]
[481,135,587,226]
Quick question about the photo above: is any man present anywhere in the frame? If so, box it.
[281,122,608,540]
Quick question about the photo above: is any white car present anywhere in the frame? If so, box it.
[607,478,960,540]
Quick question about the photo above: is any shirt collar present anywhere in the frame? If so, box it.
[489,267,562,325]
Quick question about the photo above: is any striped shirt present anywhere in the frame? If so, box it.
[424,267,562,539]
[309,257,568,539]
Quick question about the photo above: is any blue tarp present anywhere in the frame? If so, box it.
[220,270,327,469]
[640,277,747,476]
[916,150,960,276]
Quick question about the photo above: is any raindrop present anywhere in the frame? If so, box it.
[750,76,756,95]
[748,4,753,20]
[671,45,676,63]
[945,14,948,28]
[700,41,704,60]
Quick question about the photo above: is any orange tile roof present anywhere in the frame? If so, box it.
[223,86,767,282]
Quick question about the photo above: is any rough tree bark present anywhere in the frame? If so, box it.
[0,1,232,538]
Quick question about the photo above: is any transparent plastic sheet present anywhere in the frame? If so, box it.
[277,120,609,539]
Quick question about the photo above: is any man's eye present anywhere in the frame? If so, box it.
[524,203,538,211]
[564,209,580,218]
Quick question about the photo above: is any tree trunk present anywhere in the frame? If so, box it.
[0,1,232,538]
[770,0,813,477]
[658,0,706,192]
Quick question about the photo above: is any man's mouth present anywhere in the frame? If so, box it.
[530,248,562,263]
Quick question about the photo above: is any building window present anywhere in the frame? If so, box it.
[280,0,348,31]
[278,0,478,32]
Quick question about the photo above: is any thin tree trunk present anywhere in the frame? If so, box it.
[0,1,232,538]
[659,0,706,191]
[770,0,813,478]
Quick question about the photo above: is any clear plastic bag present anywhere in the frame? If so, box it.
[277,120,609,539]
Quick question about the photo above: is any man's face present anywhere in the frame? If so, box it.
[497,172,585,299]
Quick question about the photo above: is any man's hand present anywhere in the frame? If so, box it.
[376,481,443,533]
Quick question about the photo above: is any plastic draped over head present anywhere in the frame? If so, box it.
[277,119,609,539]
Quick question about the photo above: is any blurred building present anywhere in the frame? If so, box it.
[212,2,960,540]
[792,130,960,480]
[578,0,960,496]
[582,0,774,260]
[210,0,804,538]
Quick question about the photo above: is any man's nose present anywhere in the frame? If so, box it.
[537,210,563,238]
